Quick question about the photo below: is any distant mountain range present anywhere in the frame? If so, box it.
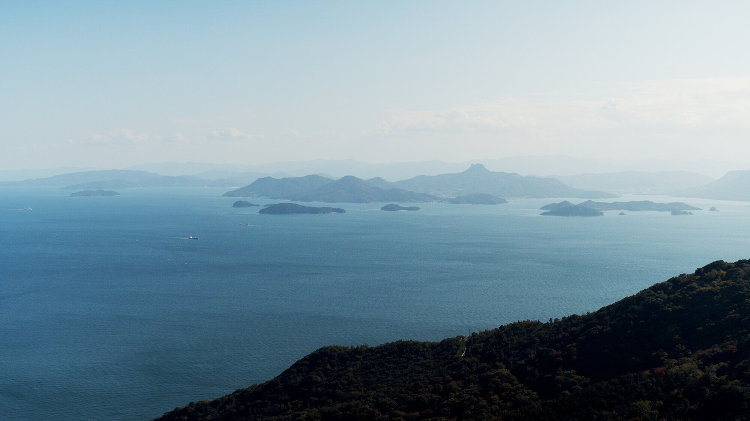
[223,164,614,202]
[391,164,614,198]
[11,164,750,203]
[118,157,742,180]
[157,259,750,420]
[127,159,471,181]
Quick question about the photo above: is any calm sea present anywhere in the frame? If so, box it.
[1,187,749,420]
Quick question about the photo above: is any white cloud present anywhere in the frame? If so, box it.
[367,77,750,162]
[599,78,750,128]
[208,127,259,141]
[378,77,750,137]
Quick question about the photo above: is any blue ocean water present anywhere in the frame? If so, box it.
[1,187,749,420]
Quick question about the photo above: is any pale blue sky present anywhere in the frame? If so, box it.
[2,1,750,170]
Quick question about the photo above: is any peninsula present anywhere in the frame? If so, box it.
[259,203,345,215]
[381,204,420,211]
[579,200,700,212]
[70,190,120,197]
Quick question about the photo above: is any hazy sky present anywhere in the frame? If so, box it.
[2,1,750,170]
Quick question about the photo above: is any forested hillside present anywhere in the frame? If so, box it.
[157,260,750,420]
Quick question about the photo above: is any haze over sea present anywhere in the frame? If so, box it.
[2,187,749,420]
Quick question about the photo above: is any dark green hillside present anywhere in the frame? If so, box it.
[157,260,750,420]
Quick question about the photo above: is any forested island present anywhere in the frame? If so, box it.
[70,189,120,197]
[157,259,750,420]
[259,203,345,215]
[541,204,603,217]
[671,210,693,216]
[541,200,700,217]
[381,204,420,211]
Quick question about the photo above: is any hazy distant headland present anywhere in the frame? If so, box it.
[557,171,715,195]
[5,170,215,189]
[446,193,507,204]
[681,170,750,201]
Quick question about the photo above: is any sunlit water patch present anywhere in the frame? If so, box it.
[1,187,748,419]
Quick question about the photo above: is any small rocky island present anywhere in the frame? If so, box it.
[70,190,120,197]
[671,210,693,216]
[381,203,420,211]
[259,203,345,215]
[541,204,603,217]
[232,200,259,208]
[446,193,507,205]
